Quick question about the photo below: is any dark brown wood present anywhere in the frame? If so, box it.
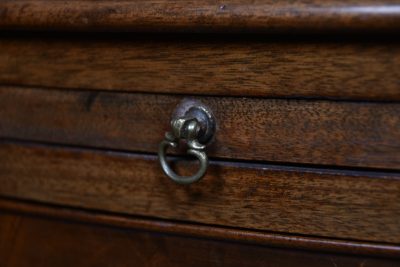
[2,2,399,265]
[1,86,399,169]
[1,1,400,33]
[1,197,399,259]
[1,142,399,243]
[1,37,400,100]
[1,211,398,267]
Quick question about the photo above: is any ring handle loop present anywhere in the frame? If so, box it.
[158,140,208,185]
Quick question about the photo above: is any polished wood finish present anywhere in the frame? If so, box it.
[2,1,400,265]
[1,1,400,33]
[1,37,400,100]
[1,197,399,259]
[1,86,399,169]
[1,211,399,267]
[1,142,399,243]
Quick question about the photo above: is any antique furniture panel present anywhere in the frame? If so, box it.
[0,37,399,100]
[0,199,399,267]
[1,142,399,243]
[1,86,399,169]
[1,1,400,265]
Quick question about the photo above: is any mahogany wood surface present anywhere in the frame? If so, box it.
[1,1,400,33]
[1,197,399,259]
[1,211,399,267]
[2,1,400,265]
[1,142,399,243]
[1,86,399,170]
[1,37,400,100]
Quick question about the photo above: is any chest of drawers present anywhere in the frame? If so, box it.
[0,1,400,266]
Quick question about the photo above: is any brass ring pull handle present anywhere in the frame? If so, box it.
[158,100,216,185]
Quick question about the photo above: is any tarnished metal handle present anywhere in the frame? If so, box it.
[158,133,208,185]
[158,100,215,185]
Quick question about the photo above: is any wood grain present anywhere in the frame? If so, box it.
[0,37,400,100]
[1,197,400,258]
[1,212,398,267]
[1,142,399,243]
[1,1,400,33]
[1,86,399,169]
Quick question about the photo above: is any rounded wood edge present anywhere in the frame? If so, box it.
[0,197,399,258]
[1,1,400,33]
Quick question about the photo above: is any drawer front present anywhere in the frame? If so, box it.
[1,86,399,169]
[1,142,400,243]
